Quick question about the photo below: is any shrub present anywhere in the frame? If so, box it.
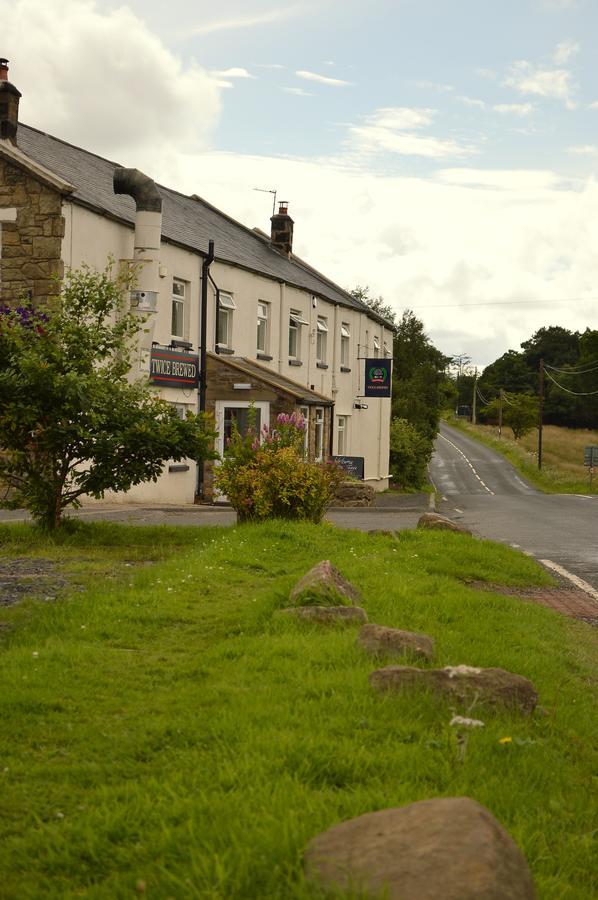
[389,417,432,489]
[215,412,343,523]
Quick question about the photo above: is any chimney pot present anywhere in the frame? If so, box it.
[0,58,21,144]
[270,201,294,256]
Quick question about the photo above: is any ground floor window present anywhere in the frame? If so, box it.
[299,405,309,454]
[337,415,348,454]
[315,406,324,461]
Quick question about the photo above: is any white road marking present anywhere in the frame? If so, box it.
[438,434,495,495]
[539,558,598,605]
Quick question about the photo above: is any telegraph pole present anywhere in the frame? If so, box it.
[538,358,545,470]
[498,388,504,439]
[472,367,478,424]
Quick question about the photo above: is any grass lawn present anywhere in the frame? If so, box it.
[0,520,596,899]
[446,416,598,494]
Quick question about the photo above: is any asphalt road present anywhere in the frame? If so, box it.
[430,422,598,594]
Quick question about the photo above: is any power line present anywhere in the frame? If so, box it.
[545,360,598,375]
[408,297,598,310]
[544,369,598,396]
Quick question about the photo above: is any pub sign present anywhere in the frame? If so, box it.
[149,347,199,389]
[364,358,392,398]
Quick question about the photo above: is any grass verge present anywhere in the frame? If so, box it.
[445,415,598,494]
[0,520,596,899]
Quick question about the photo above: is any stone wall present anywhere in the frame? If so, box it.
[0,158,64,305]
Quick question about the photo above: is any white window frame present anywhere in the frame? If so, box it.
[289,309,308,359]
[168,401,191,420]
[384,340,391,358]
[217,291,235,350]
[314,406,325,462]
[340,322,350,367]
[171,279,186,339]
[373,335,381,358]
[316,317,328,364]
[257,301,269,354]
[299,405,309,454]
[337,415,348,454]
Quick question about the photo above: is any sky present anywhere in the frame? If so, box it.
[2,0,598,367]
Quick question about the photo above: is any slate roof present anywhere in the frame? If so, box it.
[212,354,333,406]
[16,124,391,327]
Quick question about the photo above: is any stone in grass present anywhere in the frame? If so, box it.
[357,623,434,661]
[288,560,362,608]
[304,796,536,900]
[279,606,368,625]
[370,664,538,715]
[417,512,472,535]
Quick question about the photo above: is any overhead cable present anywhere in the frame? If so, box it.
[545,360,598,375]
[544,369,598,396]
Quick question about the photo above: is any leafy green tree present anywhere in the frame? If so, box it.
[0,265,216,529]
[388,418,431,488]
[392,310,454,441]
[479,350,534,399]
[483,393,538,439]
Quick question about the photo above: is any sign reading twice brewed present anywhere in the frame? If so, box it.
[149,347,199,389]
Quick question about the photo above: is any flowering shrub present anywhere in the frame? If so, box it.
[215,411,343,523]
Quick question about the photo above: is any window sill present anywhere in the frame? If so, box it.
[216,346,235,355]
[340,366,352,373]
[257,352,273,361]
[316,362,329,370]
[288,359,303,367]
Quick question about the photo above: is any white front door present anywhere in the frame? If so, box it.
[214,401,269,500]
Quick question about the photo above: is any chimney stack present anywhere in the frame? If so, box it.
[270,201,294,257]
[0,59,21,145]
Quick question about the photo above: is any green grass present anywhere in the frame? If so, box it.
[445,415,598,494]
[0,521,596,899]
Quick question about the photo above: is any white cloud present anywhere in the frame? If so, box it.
[348,107,476,159]
[457,96,487,110]
[413,80,455,92]
[210,67,256,79]
[504,46,578,108]
[282,87,313,96]
[568,145,598,155]
[493,102,535,116]
[187,6,303,36]
[1,0,221,163]
[588,101,598,109]
[296,70,352,87]
[553,39,580,64]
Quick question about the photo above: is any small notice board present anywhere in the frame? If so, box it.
[583,445,598,467]
[332,456,365,480]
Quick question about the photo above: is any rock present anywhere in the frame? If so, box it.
[369,665,538,715]
[357,624,434,661]
[279,606,368,625]
[289,560,362,608]
[417,512,472,535]
[304,797,536,900]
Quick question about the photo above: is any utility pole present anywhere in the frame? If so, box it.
[498,388,504,439]
[538,358,545,470]
[472,367,478,424]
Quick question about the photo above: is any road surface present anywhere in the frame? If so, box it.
[430,422,598,594]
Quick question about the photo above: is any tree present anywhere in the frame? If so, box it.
[484,393,538,440]
[0,265,217,529]
[349,285,396,325]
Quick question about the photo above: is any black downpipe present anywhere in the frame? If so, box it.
[197,240,215,501]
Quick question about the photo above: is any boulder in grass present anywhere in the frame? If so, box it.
[369,664,538,715]
[289,560,362,608]
[279,606,368,625]
[357,624,434,661]
[418,512,472,535]
[304,797,536,900]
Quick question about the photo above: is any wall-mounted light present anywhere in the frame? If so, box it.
[233,383,252,390]
[353,402,369,409]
